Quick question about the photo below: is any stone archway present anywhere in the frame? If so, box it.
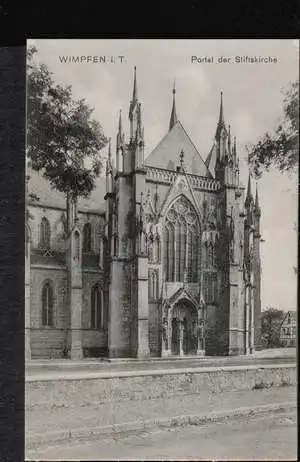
[171,299,198,356]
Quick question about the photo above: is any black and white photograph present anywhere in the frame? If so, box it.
[25,39,298,460]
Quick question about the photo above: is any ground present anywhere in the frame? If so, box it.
[26,408,297,460]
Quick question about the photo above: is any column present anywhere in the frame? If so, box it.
[69,228,83,360]
[245,285,250,355]
[136,254,150,358]
[161,317,169,357]
[250,286,255,353]
[179,321,184,357]
[196,310,205,356]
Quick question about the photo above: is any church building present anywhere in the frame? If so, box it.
[25,68,262,360]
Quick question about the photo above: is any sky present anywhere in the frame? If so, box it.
[28,39,299,312]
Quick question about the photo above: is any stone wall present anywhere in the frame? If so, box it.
[30,268,68,358]
[26,364,296,411]
[30,267,107,358]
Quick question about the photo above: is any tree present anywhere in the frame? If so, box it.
[247,80,299,178]
[261,307,285,348]
[26,46,108,229]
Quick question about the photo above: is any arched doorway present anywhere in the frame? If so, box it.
[171,300,198,355]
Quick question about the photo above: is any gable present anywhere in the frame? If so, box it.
[145,121,212,178]
[159,176,202,221]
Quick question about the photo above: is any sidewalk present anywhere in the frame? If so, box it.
[26,385,296,448]
[26,355,296,381]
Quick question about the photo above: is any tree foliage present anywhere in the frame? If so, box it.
[261,307,285,348]
[26,46,108,201]
[247,81,299,178]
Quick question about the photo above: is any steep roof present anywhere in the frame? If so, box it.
[281,310,297,325]
[28,168,106,214]
[145,120,212,178]
[205,142,218,177]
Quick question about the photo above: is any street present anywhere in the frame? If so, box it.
[27,408,297,460]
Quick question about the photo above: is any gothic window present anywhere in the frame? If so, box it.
[73,231,80,260]
[164,196,199,282]
[91,284,103,329]
[83,222,92,253]
[42,281,54,326]
[39,217,51,249]
[164,223,175,281]
[148,270,158,300]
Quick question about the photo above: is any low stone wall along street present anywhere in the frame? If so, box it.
[26,364,296,412]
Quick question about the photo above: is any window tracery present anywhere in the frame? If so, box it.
[39,217,51,249]
[164,196,199,282]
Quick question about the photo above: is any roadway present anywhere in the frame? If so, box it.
[26,407,297,460]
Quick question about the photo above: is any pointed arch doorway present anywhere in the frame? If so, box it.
[171,299,198,355]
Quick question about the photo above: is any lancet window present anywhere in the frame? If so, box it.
[91,284,104,329]
[83,222,92,253]
[39,217,51,249]
[42,281,54,326]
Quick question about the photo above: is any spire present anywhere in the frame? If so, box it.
[137,102,143,139]
[118,109,122,134]
[233,136,237,159]
[169,80,178,131]
[106,138,112,173]
[129,66,138,119]
[254,182,261,218]
[245,171,253,207]
[215,91,227,139]
[117,109,124,148]
[247,171,251,197]
[108,137,112,160]
[219,91,225,125]
[228,124,231,154]
[132,65,138,102]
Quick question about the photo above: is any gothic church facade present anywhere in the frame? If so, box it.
[25,68,262,360]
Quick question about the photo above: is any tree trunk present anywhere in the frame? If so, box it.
[66,191,70,233]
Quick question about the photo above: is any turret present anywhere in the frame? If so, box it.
[214,93,239,186]
[125,66,145,171]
